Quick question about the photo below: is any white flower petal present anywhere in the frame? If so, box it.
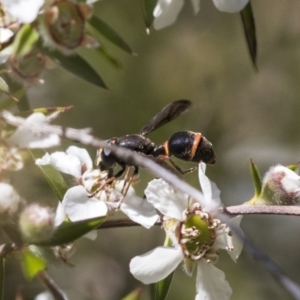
[2,0,44,24]
[226,215,243,262]
[121,194,159,229]
[198,163,221,211]
[212,0,248,13]
[54,202,66,227]
[130,246,184,284]
[66,146,93,170]
[62,186,107,221]
[7,113,60,149]
[109,181,159,228]
[82,169,103,192]
[196,260,232,300]
[153,0,184,30]
[190,0,201,14]
[145,178,188,220]
[0,28,13,43]
[36,151,82,178]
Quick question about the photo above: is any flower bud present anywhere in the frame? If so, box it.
[259,165,300,205]
[8,50,46,84]
[19,204,55,243]
[40,0,93,53]
[0,183,21,218]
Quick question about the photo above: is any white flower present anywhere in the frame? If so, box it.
[2,0,44,24]
[36,145,93,180]
[130,163,243,300]
[153,0,249,29]
[37,146,159,230]
[58,185,108,223]
[7,113,60,149]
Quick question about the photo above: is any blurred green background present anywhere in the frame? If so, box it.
[6,0,300,299]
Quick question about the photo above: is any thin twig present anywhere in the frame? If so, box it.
[225,205,300,216]
[37,271,68,300]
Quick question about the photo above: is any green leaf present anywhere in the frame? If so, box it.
[36,216,106,246]
[30,149,69,201]
[88,16,136,56]
[153,272,173,300]
[42,47,108,89]
[122,288,143,300]
[21,247,46,280]
[1,77,30,111]
[17,105,73,118]
[249,159,262,197]
[11,24,39,57]
[0,76,19,102]
[240,2,257,70]
[287,163,299,173]
[0,76,9,94]
[95,46,124,70]
[33,106,73,115]
[0,86,27,111]
[141,0,157,32]
[0,257,4,300]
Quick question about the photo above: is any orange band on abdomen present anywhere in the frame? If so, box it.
[189,133,202,160]
[163,141,169,156]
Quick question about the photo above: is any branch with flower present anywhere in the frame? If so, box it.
[0,1,299,299]
[1,111,300,300]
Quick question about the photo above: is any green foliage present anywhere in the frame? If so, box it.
[240,2,257,70]
[11,25,39,57]
[31,149,69,201]
[141,0,157,30]
[36,217,106,247]
[42,47,108,89]
[249,160,262,198]
[21,248,46,280]
[88,16,136,56]
[122,288,143,300]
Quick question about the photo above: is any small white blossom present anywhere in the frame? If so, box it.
[7,113,60,149]
[130,163,243,300]
[37,146,159,230]
[2,0,44,24]
[153,0,249,29]
[36,146,93,180]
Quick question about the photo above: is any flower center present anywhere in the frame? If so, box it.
[180,208,217,260]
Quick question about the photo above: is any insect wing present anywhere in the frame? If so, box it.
[139,99,192,136]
